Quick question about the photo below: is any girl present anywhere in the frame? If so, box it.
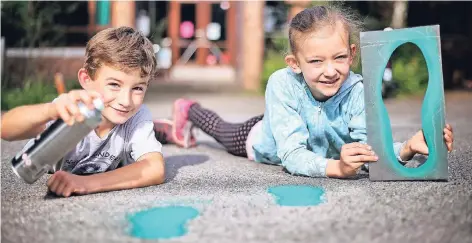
[154,5,454,178]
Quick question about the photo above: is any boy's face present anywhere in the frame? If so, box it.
[80,65,149,125]
[286,21,356,101]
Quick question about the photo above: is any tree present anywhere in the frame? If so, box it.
[390,0,408,29]
[1,2,78,87]
[1,2,78,48]
[365,1,409,29]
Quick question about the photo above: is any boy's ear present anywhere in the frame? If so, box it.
[77,68,92,89]
[285,54,302,74]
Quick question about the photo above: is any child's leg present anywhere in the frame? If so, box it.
[153,119,174,144]
[188,103,263,157]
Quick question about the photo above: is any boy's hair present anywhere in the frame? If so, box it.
[84,27,157,80]
[288,4,363,60]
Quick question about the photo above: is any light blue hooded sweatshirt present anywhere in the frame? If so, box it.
[252,67,404,177]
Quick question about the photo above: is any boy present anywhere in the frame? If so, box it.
[1,27,165,197]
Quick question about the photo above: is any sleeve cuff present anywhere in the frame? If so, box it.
[394,141,408,164]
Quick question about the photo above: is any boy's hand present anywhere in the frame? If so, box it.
[400,124,454,161]
[50,90,103,126]
[338,142,378,177]
[47,171,94,197]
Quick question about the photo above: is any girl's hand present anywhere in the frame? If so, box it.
[335,142,378,177]
[400,124,454,160]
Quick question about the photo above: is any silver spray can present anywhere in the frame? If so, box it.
[11,98,104,184]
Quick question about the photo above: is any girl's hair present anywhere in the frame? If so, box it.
[288,4,363,57]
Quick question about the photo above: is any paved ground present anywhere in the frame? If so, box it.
[1,90,471,243]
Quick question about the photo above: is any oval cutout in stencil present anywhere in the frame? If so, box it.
[384,42,429,168]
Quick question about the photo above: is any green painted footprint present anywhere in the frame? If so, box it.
[127,206,199,240]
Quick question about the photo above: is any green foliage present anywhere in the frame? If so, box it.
[261,50,287,92]
[1,79,57,110]
[351,62,362,75]
[1,2,79,90]
[259,36,289,92]
[391,43,428,95]
[1,80,82,110]
[150,17,168,45]
[309,1,330,7]
[272,36,289,54]
[1,1,78,48]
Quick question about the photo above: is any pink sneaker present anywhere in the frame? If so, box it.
[172,98,197,148]
[153,119,174,144]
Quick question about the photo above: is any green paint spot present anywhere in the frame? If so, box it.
[268,185,326,206]
[127,206,199,240]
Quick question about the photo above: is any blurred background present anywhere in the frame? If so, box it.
[1,1,471,110]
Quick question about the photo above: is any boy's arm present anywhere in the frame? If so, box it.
[1,103,56,141]
[47,152,165,197]
[2,89,102,141]
[86,118,165,193]
[85,152,165,193]
[47,112,165,197]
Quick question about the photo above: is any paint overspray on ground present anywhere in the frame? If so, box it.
[268,185,326,206]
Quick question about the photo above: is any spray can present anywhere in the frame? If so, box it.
[11,98,104,184]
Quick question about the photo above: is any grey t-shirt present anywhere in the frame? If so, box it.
[24,105,162,175]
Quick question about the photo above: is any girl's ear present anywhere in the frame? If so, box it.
[77,68,92,89]
[349,44,357,65]
[285,54,302,74]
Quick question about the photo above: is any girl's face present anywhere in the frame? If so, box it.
[285,21,356,101]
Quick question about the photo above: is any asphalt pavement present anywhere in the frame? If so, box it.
[1,90,471,243]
